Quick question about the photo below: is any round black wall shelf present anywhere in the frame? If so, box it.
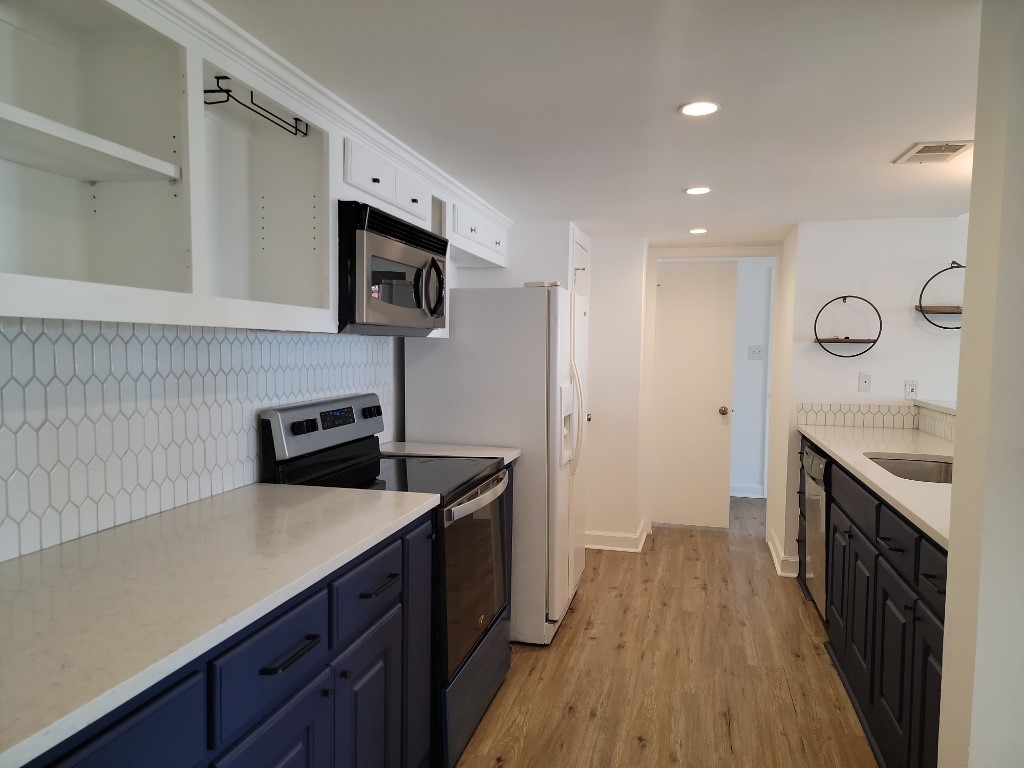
[916,261,965,330]
[813,295,883,358]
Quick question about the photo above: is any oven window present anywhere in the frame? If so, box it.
[370,255,421,310]
[444,493,506,679]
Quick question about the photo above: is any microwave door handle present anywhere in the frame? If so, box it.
[412,264,424,309]
[424,257,445,318]
[445,471,508,526]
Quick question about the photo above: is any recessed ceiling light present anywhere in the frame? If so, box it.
[679,101,720,117]
[689,228,708,234]
[685,186,711,195]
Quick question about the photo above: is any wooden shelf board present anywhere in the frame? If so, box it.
[816,337,878,344]
[916,305,963,315]
[0,101,180,183]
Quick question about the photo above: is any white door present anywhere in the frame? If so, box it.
[568,293,589,594]
[652,261,737,528]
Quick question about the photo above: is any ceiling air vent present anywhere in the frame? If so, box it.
[892,141,974,164]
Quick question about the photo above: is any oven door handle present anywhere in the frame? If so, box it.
[446,471,508,526]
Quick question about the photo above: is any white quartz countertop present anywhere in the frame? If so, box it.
[381,441,522,465]
[0,484,439,768]
[913,398,957,415]
[797,426,953,549]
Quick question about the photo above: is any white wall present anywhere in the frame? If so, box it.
[765,216,969,574]
[457,220,572,290]
[730,260,773,497]
[792,217,968,403]
[583,237,648,550]
[939,0,1024,763]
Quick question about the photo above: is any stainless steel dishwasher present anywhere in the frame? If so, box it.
[802,446,828,619]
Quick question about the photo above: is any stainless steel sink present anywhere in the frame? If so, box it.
[866,454,953,483]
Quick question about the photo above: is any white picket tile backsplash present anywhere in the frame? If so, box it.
[796,403,920,429]
[0,318,394,562]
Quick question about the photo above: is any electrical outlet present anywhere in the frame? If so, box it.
[905,380,919,399]
[858,372,872,393]
[747,345,765,361]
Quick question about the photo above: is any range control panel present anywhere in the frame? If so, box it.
[260,393,384,460]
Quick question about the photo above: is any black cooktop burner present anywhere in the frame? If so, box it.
[305,455,501,508]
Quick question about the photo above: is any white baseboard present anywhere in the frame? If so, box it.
[768,527,799,577]
[730,483,766,498]
[586,518,647,553]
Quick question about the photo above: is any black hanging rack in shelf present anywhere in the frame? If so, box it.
[916,261,965,330]
[813,295,883,358]
[204,76,309,137]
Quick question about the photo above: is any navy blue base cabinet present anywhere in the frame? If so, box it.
[821,456,946,768]
[31,512,435,768]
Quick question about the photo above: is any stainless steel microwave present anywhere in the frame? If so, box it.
[338,201,447,336]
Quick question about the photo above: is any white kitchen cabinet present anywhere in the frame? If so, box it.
[448,202,508,267]
[0,0,510,333]
[0,0,190,295]
[395,169,431,222]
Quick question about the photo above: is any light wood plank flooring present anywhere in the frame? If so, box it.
[457,498,875,767]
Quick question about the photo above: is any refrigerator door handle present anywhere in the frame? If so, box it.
[569,360,584,478]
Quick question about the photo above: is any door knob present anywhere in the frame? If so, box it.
[719,406,731,416]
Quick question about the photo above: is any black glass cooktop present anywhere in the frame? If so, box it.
[306,455,501,507]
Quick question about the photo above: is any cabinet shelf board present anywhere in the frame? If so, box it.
[817,337,878,344]
[0,102,180,183]
[915,305,963,315]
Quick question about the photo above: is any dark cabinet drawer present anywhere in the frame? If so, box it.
[331,540,403,651]
[212,668,333,768]
[829,464,878,538]
[54,672,205,768]
[917,539,948,620]
[210,591,329,747]
[877,504,919,584]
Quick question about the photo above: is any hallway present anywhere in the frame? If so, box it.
[457,499,875,767]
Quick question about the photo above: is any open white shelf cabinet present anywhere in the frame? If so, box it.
[0,0,511,333]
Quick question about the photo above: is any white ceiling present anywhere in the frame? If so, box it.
[205,0,981,245]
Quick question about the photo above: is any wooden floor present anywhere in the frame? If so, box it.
[457,498,876,768]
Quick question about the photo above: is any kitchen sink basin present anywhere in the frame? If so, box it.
[866,454,953,484]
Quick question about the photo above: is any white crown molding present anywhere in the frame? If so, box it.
[131,0,512,226]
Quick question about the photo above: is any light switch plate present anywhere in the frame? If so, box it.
[858,372,872,393]
[747,345,765,361]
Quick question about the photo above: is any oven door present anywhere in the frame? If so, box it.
[355,230,445,330]
[442,470,509,680]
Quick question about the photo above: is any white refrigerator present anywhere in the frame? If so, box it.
[405,285,589,645]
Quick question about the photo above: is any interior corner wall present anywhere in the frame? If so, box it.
[765,227,799,574]
[730,261,773,497]
[939,0,1024,763]
[791,217,968,404]
[583,237,647,548]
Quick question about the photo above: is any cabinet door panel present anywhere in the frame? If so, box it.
[334,605,403,768]
[826,505,851,655]
[403,519,434,768]
[347,140,397,202]
[845,528,878,711]
[909,604,943,768]
[212,669,333,768]
[394,170,430,222]
[871,558,916,768]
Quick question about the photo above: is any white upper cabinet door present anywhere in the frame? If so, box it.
[453,203,487,245]
[485,221,508,257]
[345,139,397,202]
[394,169,431,222]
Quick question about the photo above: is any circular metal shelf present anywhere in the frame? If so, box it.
[916,261,965,330]
[813,295,882,358]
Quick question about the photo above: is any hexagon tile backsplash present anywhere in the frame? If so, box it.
[0,317,395,562]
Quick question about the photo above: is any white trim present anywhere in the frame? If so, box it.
[586,518,648,553]
[768,527,799,577]
[730,484,766,498]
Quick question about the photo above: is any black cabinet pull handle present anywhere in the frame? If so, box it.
[876,536,904,553]
[339,670,352,679]
[321,688,333,698]
[259,634,321,675]
[921,572,947,595]
[470,226,477,233]
[371,177,380,183]
[359,573,400,599]
[411,198,419,203]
